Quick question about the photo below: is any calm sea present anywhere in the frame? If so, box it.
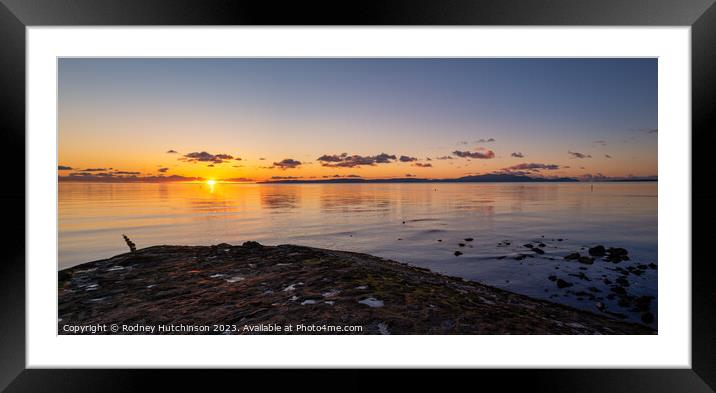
[58,182,658,325]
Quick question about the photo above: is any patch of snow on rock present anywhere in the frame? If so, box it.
[358,297,384,308]
[322,289,341,298]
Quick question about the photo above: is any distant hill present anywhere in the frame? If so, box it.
[260,173,579,184]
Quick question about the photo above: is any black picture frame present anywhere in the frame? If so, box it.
[1,0,714,391]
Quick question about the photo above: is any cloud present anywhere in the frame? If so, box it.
[457,141,469,145]
[182,151,235,164]
[568,151,592,159]
[412,162,433,167]
[504,163,560,171]
[594,140,607,146]
[405,174,416,177]
[221,177,253,182]
[316,153,397,168]
[113,171,141,175]
[605,154,612,159]
[158,168,169,173]
[259,158,266,160]
[235,157,242,161]
[476,138,496,143]
[317,153,347,163]
[511,152,524,158]
[272,158,302,170]
[166,150,178,154]
[631,128,657,134]
[399,155,418,162]
[271,176,302,180]
[452,149,495,159]
[435,156,454,160]
[58,165,73,170]
[81,168,107,172]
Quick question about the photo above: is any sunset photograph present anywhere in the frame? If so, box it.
[57,58,657,335]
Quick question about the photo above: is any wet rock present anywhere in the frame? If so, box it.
[568,272,590,281]
[633,295,653,312]
[464,238,474,242]
[538,243,546,248]
[648,263,657,269]
[616,277,630,287]
[454,251,463,257]
[437,239,442,242]
[605,247,629,262]
[548,275,557,282]
[618,297,632,308]
[556,279,573,289]
[532,248,545,255]
[459,243,466,247]
[564,253,580,260]
[610,286,627,295]
[578,256,595,265]
[588,245,606,257]
[524,244,534,249]
[595,302,606,311]
[641,312,654,324]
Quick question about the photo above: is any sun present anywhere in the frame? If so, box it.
[206,179,216,186]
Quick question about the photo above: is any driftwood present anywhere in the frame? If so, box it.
[122,234,136,253]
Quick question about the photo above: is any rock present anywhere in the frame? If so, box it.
[569,272,590,281]
[454,251,463,257]
[556,279,573,289]
[607,247,628,256]
[548,275,557,282]
[641,312,654,324]
[603,278,612,285]
[578,256,595,264]
[459,243,466,247]
[242,241,263,249]
[532,248,545,255]
[564,252,580,260]
[618,297,632,307]
[605,247,629,262]
[596,302,606,311]
[633,295,653,312]
[557,238,563,241]
[437,239,442,242]
[648,263,657,269]
[610,286,627,295]
[538,243,546,248]
[464,238,474,242]
[588,245,606,256]
[616,277,630,287]
[57,243,656,335]
[524,244,534,249]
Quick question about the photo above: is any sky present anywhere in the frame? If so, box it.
[58,58,657,182]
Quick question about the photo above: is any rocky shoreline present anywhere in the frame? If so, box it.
[58,241,655,335]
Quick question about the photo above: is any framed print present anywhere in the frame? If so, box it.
[1,0,715,391]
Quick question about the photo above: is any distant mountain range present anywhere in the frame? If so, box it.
[261,173,581,184]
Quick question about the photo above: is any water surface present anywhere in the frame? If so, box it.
[59,182,657,325]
